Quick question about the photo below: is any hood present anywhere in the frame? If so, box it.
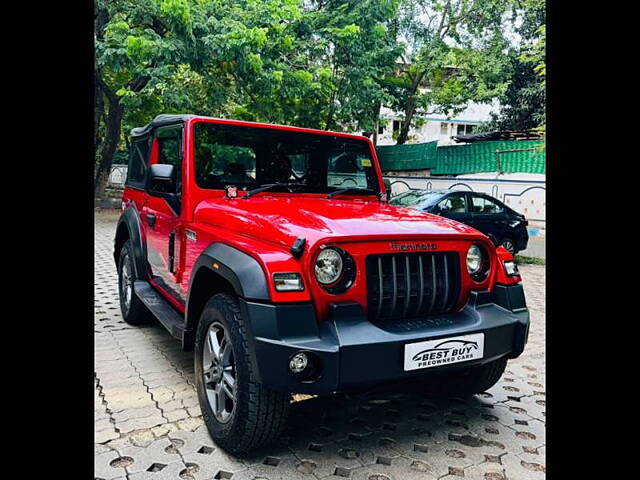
[194,195,484,250]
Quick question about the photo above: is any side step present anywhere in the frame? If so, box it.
[134,281,186,341]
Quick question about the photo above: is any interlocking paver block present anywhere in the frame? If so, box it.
[119,437,183,474]
[127,461,188,480]
[289,438,367,478]
[95,450,127,480]
[168,428,217,455]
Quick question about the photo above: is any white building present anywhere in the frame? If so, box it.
[372,101,499,146]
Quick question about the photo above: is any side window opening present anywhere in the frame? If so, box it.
[471,196,503,214]
[437,194,467,213]
[126,135,151,188]
[155,126,183,195]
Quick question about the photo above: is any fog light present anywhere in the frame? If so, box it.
[504,261,519,276]
[289,352,308,373]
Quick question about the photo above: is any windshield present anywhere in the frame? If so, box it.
[193,122,379,194]
[389,191,444,207]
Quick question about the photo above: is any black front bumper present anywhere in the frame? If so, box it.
[239,284,529,395]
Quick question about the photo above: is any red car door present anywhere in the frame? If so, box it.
[141,125,185,303]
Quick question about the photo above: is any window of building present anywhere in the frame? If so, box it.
[392,120,404,134]
[440,123,448,135]
[378,125,385,135]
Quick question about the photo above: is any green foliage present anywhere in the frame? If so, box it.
[515,255,545,265]
[482,0,545,132]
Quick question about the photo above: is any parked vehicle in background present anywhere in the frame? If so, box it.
[389,189,529,254]
[114,115,529,454]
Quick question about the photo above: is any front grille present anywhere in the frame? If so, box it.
[366,252,460,321]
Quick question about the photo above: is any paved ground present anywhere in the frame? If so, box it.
[95,210,545,480]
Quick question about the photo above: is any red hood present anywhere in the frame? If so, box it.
[194,195,485,250]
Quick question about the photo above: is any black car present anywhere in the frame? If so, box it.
[389,189,529,254]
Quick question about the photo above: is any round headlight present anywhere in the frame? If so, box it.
[315,248,343,285]
[466,244,483,275]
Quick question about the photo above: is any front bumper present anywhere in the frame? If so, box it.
[239,283,529,395]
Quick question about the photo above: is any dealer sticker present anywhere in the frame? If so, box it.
[404,333,485,371]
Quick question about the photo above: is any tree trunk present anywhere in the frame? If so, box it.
[95,95,124,197]
[396,72,426,145]
[396,98,415,145]
[372,101,381,146]
[95,83,105,159]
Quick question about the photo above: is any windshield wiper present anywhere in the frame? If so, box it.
[325,187,374,199]
[242,183,302,199]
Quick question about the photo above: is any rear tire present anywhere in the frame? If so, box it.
[429,357,508,396]
[117,240,152,326]
[194,293,290,455]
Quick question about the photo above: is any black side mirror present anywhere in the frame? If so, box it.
[383,178,392,193]
[148,164,176,194]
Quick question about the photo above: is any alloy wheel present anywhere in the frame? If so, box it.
[202,322,236,423]
[121,253,133,313]
[502,239,515,255]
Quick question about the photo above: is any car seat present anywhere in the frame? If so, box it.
[450,197,465,213]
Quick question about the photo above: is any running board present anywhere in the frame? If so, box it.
[134,281,185,341]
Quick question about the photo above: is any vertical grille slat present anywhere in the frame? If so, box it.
[377,256,384,315]
[416,256,424,315]
[441,254,449,311]
[428,255,437,313]
[367,251,460,322]
[390,256,398,317]
[402,256,411,317]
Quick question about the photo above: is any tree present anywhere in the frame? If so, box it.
[483,0,545,131]
[387,0,513,144]
[295,0,402,133]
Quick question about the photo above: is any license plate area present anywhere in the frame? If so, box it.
[404,333,485,371]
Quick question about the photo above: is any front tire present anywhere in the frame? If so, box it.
[118,240,152,325]
[194,293,290,455]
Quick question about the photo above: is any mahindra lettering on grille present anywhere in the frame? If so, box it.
[366,252,461,321]
[389,242,437,251]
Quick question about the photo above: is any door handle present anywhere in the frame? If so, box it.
[146,214,156,228]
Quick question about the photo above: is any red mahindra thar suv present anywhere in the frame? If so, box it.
[114,114,529,454]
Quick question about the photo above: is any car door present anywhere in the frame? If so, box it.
[431,192,472,225]
[468,193,508,243]
[141,125,185,302]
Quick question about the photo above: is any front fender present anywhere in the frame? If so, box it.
[115,207,148,279]
[189,243,271,301]
[182,242,272,350]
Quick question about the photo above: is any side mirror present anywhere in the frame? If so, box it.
[148,164,176,194]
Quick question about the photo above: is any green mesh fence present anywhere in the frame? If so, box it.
[376,140,545,175]
[376,141,438,171]
[432,140,545,175]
